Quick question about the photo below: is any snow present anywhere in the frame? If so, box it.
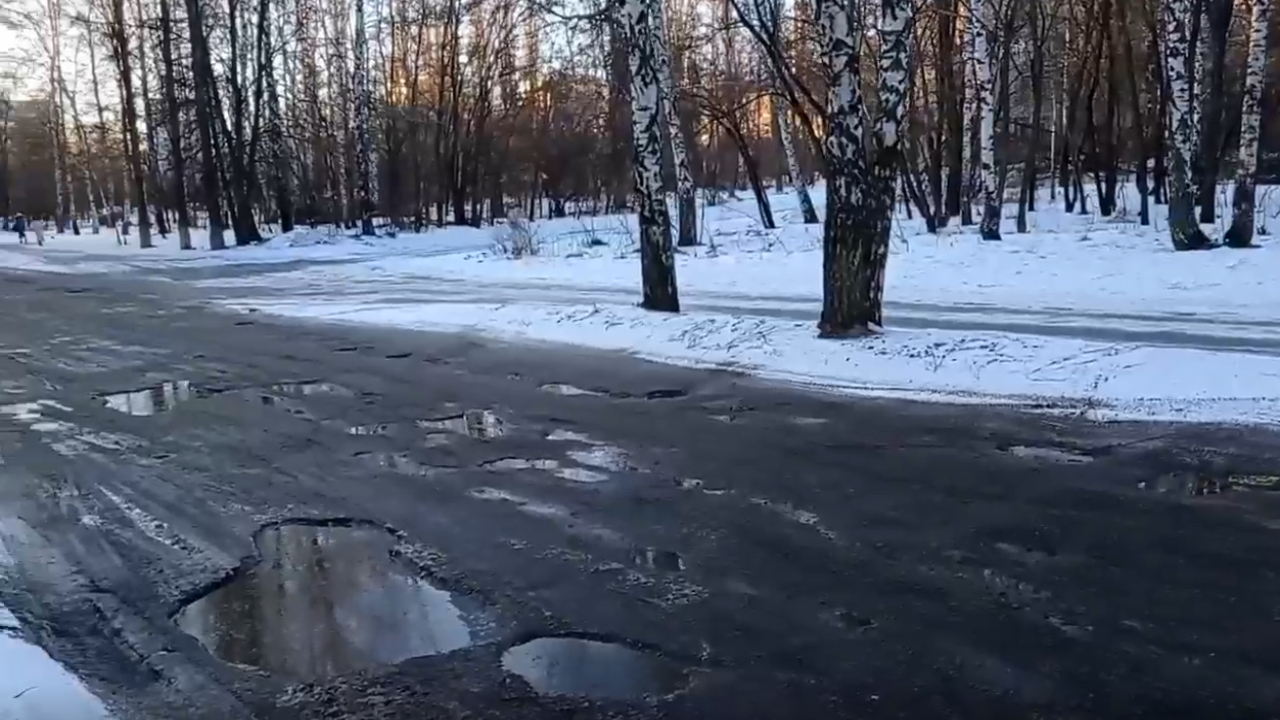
[0,626,115,720]
[226,299,1280,424]
[7,183,1280,425]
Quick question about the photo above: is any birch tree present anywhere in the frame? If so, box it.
[1224,0,1272,248]
[1163,0,1212,250]
[650,4,696,247]
[762,0,817,225]
[817,0,915,335]
[622,0,680,312]
[107,0,153,248]
[354,0,375,235]
[974,0,999,240]
[159,0,192,249]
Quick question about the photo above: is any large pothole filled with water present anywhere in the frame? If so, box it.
[174,521,487,680]
[501,636,687,700]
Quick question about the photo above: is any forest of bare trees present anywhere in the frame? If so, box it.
[0,0,1277,332]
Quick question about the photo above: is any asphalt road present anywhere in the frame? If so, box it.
[0,269,1278,720]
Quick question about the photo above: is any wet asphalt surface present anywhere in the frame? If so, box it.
[0,269,1279,719]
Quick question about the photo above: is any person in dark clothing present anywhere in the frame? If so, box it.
[12,214,26,244]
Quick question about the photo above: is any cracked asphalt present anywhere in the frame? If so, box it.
[0,268,1278,719]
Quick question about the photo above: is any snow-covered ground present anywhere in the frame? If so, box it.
[5,182,1280,425]
[1,541,114,719]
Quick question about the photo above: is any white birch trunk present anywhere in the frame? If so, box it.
[776,99,818,224]
[354,0,374,235]
[1192,2,1209,154]
[1163,0,1211,249]
[1226,0,1273,247]
[975,0,1000,240]
[649,5,697,246]
[623,0,679,312]
[960,4,979,224]
[761,0,817,225]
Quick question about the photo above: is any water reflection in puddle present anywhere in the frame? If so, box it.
[567,446,631,471]
[481,458,609,483]
[174,523,483,680]
[270,381,354,397]
[416,409,504,439]
[1003,445,1093,464]
[354,451,449,477]
[630,548,685,572]
[539,384,606,397]
[501,637,686,700]
[101,381,219,416]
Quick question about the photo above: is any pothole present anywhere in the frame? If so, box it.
[501,637,687,700]
[567,446,631,471]
[1140,471,1228,496]
[1001,445,1093,464]
[556,467,609,483]
[643,389,687,400]
[1229,474,1280,491]
[269,380,354,397]
[539,383,606,397]
[354,451,451,477]
[416,409,504,439]
[347,422,395,436]
[482,458,561,471]
[630,548,684,572]
[101,381,221,416]
[174,521,487,680]
[546,429,597,443]
[481,458,610,483]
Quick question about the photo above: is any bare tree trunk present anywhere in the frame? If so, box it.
[817,0,913,335]
[134,0,168,237]
[159,0,192,249]
[975,0,1000,240]
[762,0,817,225]
[354,0,374,235]
[87,29,115,231]
[1225,0,1271,248]
[1017,0,1044,233]
[649,4,696,246]
[185,0,226,249]
[960,4,977,225]
[623,0,680,312]
[1163,0,1212,250]
[108,0,153,248]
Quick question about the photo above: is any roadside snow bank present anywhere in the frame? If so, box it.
[225,299,1280,425]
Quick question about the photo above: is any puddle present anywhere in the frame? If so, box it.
[1002,445,1093,464]
[546,429,597,443]
[469,487,569,518]
[269,380,354,397]
[481,457,610,483]
[1230,474,1280,491]
[354,451,449,477]
[347,422,395,436]
[1139,471,1227,496]
[482,457,561,471]
[540,384,606,397]
[630,548,684,572]
[555,467,609,483]
[567,446,631,471]
[501,637,686,700]
[643,389,687,400]
[101,381,219,416]
[175,522,484,680]
[1,400,143,457]
[416,409,504,439]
